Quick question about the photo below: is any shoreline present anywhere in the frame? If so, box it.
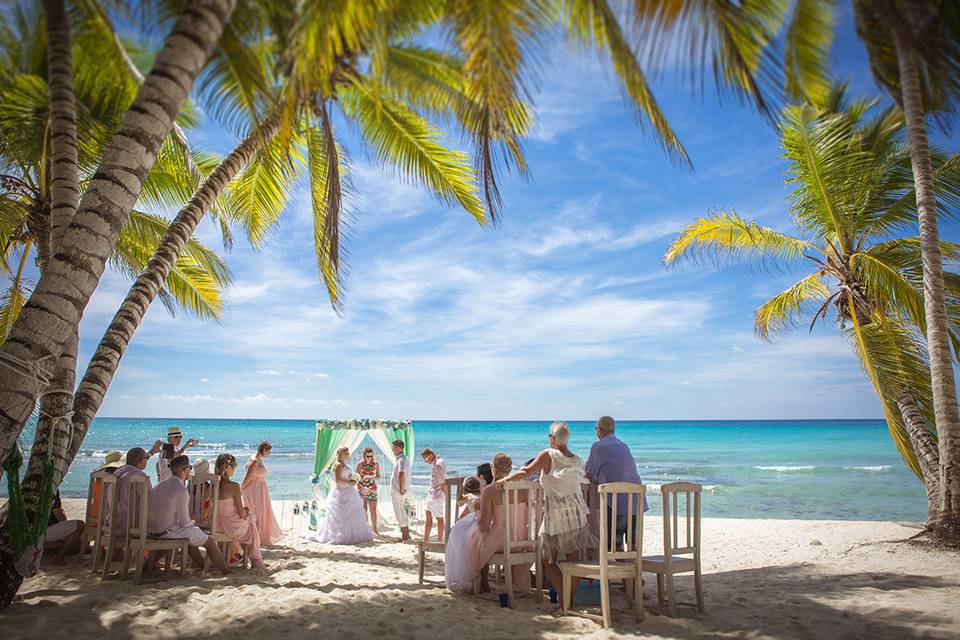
[6,499,956,639]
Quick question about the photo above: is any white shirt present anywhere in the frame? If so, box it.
[147,477,194,534]
[427,456,446,500]
[392,454,410,493]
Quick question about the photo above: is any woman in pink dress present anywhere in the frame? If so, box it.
[242,441,283,545]
[215,454,266,569]
[468,453,532,593]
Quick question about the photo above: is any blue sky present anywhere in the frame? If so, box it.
[76,11,958,421]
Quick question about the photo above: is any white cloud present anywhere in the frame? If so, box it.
[256,369,281,376]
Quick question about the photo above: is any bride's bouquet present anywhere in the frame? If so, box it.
[350,471,361,482]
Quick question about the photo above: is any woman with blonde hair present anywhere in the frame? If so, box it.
[311,447,372,545]
[499,421,594,611]
[215,453,266,569]
[242,440,283,545]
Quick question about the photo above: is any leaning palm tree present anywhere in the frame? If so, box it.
[664,92,960,523]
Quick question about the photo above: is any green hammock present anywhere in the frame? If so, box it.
[3,448,56,559]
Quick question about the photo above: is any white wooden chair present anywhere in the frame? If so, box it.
[77,470,108,565]
[560,482,646,628]
[121,475,190,583]
[90,474,120,579]
[477,479,543,607]
[643,481,703,616]
[416,475,462,584]
[189,472,250,570]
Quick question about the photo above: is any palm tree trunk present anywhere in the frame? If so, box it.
[65,114,281,477]
[0,0,237,467]
[891,19,960,537]
[42,0,79,253]
[896,390,941,523]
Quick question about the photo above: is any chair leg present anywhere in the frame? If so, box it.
[505,562,514,609]
[633,576,644,621]
[599,576,612,629]
[179,543,187,578]
[90,535,102,574]
[134,547,144,584]
[656,573,664,605]
[665,572,677,618]
[561,570,572,615]
[535,556,543,603]
[694,567,705,612]
[101,535,114,581]
[417,545,425,584]
[120,542,132,580]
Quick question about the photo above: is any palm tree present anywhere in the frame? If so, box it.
[664,92,960,523]
[784,0,960,539]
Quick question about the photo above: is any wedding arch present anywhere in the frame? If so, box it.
[308,419,415,530]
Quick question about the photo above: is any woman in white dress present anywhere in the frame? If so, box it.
[312,447,373,545]
[444,476,483,592]
[498,421,595,611]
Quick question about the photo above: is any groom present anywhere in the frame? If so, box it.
[391,440,411,541]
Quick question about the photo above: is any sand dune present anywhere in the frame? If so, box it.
[5,500,958,640]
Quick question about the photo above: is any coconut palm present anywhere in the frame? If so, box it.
[664,92,960,523]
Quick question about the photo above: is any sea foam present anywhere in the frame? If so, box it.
[843,465,891,472]
[754,465,815,472]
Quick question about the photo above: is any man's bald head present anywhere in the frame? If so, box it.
[126,447,148,465]
[596,416,616,437]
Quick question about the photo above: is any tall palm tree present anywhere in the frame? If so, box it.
[785,0,960,538]
[665,93,960,523]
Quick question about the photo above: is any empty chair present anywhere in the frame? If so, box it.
[417,476,462,584]
[122,475,189,583]
[560,482,645,628]
[477,479,543,607]
[643,482,704,616]
[91,474,120,579]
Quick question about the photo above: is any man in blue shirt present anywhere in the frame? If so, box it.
[585,416,648,550]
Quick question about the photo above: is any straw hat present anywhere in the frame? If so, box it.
[168,426,183,438]
[95,451,123,471]
[193,458,210,476]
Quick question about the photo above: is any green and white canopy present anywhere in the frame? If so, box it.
[312,419,414,481]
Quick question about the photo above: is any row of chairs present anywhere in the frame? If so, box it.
[417,477,703,628]
[81,470,250,583]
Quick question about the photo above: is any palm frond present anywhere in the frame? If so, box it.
[664,210,816,268]
[307,104,347,310]
[0,266,29,344]
[782,0,836,103]
[754,272,830,340]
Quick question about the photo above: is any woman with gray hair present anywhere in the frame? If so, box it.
[499,421,594,611]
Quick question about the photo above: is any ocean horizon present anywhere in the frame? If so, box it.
[7,417,927,522]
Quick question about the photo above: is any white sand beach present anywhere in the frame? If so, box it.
[4,499,958,640]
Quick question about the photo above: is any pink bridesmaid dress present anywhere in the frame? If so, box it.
[242,456,283,545]
[217,498,264,566]
[468,502,532,591]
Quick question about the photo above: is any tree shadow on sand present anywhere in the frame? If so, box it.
[8,558,958,639]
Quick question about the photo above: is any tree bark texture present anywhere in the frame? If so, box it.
[896,390,942,522]
[891,19,960,524]
[42,0,79,253]
[0,0,237,466]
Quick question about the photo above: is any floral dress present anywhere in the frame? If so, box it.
[357,461,379,501]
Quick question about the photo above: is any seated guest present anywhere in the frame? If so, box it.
[43,491,84,565]
[472,454,532,593]
[585,416,648,550]
[444,476,483,592]
[215,453,266,569]
[475,463,493,488]
[114,443,163,527]
[148,455,230,574]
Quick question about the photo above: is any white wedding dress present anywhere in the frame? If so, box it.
[310,465,373,545]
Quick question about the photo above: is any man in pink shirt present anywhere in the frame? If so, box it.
[148,455,229,573]
[113,443,163,528]
[421,448,446,542]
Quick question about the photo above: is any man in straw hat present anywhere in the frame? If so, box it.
[94,451,124,474]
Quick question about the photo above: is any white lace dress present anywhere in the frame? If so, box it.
[444,494,481,592]
[310,466,373,545]
[540,449,595,555]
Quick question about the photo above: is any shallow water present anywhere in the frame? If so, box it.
[7,418,926,521]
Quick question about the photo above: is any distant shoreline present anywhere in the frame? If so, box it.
[93,416,888,423]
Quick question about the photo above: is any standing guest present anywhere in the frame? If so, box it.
[499,421,595,612]
[241,441,283,545]
[216,454,266,569]
[157,426,198,483]
[585,416,648,550]
[476,463,493,488]
[43,491,84,565]
[390,440,411,541]
[114,443,163,527]
[421,448,446,543]
[355,447,381,535]
[148,455,230,574]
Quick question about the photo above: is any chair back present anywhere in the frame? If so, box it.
[501,480,542,554]
[188,472,221,533]
[443,476,465,537]
[85,470,109,531]
[660,482,701,559]
[598,482,646,563]
[97,474,119,533]
[126,475,152,546]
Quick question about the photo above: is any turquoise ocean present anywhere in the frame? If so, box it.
[9,418,926,522]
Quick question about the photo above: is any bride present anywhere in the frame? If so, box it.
[312,447,373,544]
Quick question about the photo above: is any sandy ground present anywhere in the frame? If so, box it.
[3,499,958,639]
